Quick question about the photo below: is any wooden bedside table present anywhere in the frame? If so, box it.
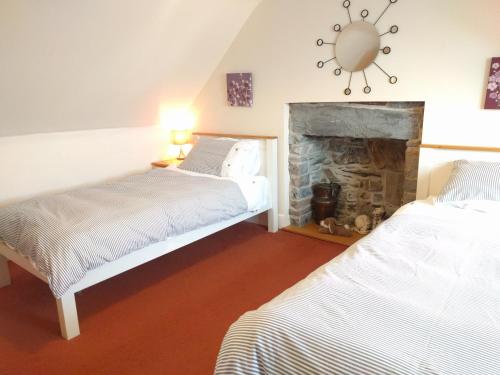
[151,159,182,169]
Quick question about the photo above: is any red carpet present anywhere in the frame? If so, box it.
[0,223,346,375]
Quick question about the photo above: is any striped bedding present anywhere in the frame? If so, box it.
[216,200,500,374]
[436,160,500,203]
[0,169,247,298]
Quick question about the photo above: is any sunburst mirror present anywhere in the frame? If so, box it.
[316,0,399,95]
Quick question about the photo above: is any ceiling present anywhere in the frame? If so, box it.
[0,0,262,136]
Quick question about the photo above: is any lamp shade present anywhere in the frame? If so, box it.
[171,129,189,145]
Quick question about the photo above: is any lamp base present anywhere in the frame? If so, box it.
[177,146,186,160]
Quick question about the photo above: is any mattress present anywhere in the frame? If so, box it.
[0,168,266,298]
[215,199,500,375]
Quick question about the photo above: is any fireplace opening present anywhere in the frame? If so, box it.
[288,102,424,231]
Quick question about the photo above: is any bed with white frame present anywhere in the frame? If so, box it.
[0,132,278,340]
[215,143,500,374]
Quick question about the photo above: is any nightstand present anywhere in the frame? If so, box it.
[151,159,182,169]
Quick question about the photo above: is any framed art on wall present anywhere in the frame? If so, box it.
[485,57,500,109]
[227,73,253,107]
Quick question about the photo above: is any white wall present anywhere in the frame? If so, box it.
[194,0,500,225]
[0,0,261,136]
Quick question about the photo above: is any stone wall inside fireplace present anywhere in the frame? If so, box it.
[289,102,424,227]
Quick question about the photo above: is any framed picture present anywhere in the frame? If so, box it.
[485,57,500,109]
[227,73,253,107]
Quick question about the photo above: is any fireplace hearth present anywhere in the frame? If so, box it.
[289,102,424,227]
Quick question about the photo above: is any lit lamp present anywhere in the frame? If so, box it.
[171,129,189,160]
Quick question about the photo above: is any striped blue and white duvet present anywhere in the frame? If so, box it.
[216,200,500,374]
[0,169,247,298]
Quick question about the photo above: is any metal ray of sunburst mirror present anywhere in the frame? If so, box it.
[316,0,399,95]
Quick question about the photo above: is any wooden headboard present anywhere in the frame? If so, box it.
[193,132,277,140]
[417,144,500,198]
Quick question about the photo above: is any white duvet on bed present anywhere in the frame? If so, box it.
[216,200,500,374]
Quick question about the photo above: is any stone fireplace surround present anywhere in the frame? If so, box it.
[289,102,424,227]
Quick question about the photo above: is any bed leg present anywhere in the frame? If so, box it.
[265,138,279,233]
[56,292,80,340]
[0,255,11,288]
[267,209,279,233]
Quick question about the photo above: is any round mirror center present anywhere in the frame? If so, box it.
[335,21,380,72]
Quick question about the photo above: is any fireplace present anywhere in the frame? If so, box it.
[289,102,424,227]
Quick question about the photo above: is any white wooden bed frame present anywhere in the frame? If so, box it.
[0,132,279,340]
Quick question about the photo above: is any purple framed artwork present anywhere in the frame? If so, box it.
[485,57,500,109]
[227,73,253,107]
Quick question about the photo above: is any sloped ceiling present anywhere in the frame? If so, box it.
[0,0,261,136]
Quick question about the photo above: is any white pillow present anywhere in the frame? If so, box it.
[178,137,237,176]
[435,160,500,203]
[220,140,261,177]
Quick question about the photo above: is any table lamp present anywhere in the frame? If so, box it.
[171,129,189,160]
